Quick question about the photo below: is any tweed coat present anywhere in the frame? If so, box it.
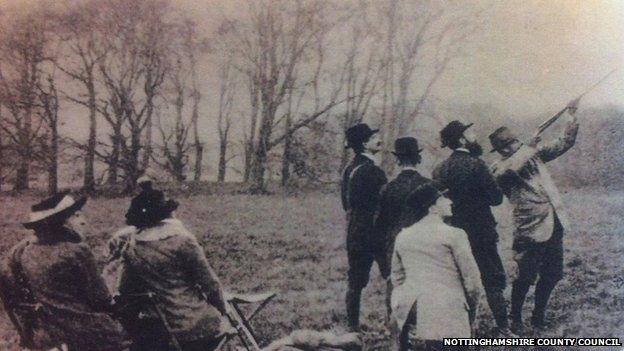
[432,149,503,242]
[118,218,229,343]
[375,168,432,255]
[492,116,579,243]
[391,215,482,339]
[0,229,127,351]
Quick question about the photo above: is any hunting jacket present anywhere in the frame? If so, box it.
[492,116,579,244]
[118,218,229,343]
[433,149,503,242]
[0,229,127,351]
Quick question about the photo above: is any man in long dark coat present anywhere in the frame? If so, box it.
[432,121,512,336]
[341,123,387,331]
[375,137,432,320]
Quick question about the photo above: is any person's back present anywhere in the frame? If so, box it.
[393,216,469,300]
[120,219,226,342]
[2,229,127,351]
[376,170,431,242]
[390,185,482,344]
[433,151,501,224]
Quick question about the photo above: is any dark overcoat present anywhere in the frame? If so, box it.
[374,169,431,276]
[432,150,503,242]
[341,153,387,287]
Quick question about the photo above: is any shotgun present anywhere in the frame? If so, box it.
[534,68,617,137]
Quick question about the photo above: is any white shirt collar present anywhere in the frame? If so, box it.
[455,148,470,154]
[400,166,418,172]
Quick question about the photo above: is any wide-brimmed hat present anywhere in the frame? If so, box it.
[23,191,87,229]
[392,137,423,157]
[489,126,519,153]
[345,123,379,149]
[440,120,473,148]
[125,188,179,228]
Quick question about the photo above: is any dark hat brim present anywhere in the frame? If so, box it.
[441,123,473,148]
[391,148,424,156]
[490,139,517,153]
[23,196,87,229]
[345,128,380,149]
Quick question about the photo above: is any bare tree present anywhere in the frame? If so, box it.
[0,9,53,191]
[35,74,61,195]
[221,0,345,192]
[55,0,107,192]
[337,1,385,172]
[96,0,170,191]
[216,59,236,182]
[377,0,480,172]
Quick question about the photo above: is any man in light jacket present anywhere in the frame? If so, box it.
[391,184,482,350]
[489,101,579,332]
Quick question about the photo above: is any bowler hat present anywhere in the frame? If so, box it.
[345,123,379,149]
[489,126,519,153]
[392,137,423,157]
[23,190,87,229]
[440,120,473,148]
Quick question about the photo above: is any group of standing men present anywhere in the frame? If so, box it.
[340,101,580,339]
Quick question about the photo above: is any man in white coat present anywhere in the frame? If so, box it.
[391,184,483,350]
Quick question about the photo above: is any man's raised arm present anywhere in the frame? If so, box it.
[537,103,580,163]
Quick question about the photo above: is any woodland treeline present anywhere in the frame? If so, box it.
[0,0,619,195]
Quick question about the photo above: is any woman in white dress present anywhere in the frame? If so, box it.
[391,184,483,350]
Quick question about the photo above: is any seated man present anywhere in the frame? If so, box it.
[0,191,127,351]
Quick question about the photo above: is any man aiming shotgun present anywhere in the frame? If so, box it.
[488,96,581,333]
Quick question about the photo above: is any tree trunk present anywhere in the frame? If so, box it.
[250,146,267,193]
[216,134,227,182]
[281,114,292,186]
[243,142,253,183]
[193,142,203,182]
[108,124,122,185]
[14,110,32,191]
[83,82,97,192]
[125,128,141,193]
[339,134,350,175]
[48,124,58,195]
[142,106,153,170]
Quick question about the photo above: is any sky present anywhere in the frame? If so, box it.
[175,0,624,117]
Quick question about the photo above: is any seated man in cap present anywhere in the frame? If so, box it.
[432,120,512,336]
[341,123,387,331]
[489,102,579,332]
[391,184,482,350]
[374,137,432,321]
[0,191,128,351]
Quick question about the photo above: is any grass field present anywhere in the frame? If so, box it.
[0,187,622,350]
